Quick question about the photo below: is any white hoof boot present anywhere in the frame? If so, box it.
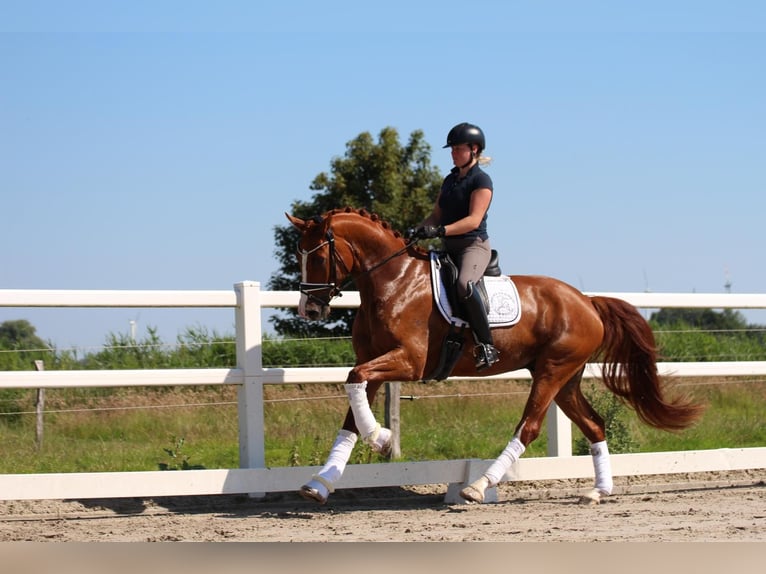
[460,475,490,503]
[299,478,330,505]
[579,488,609,505]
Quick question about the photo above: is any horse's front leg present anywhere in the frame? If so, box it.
[298,381,390,505]
[341,345,422,454]
[341,380,391,454]
[299,427,358,504]
[299,349,419,504]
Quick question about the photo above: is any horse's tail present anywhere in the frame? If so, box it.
[590,296,704,431]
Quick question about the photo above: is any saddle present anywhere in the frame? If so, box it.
[437,250,502,319]
[424,250,520,382]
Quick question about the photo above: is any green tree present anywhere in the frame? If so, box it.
[650,308,748,330]
[0,319,50,370]
[650,308,766,361]
[0,319,46,350]
[268,127,443,336]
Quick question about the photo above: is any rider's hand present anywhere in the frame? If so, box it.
[405,225,445,240]
[417,225,445,239]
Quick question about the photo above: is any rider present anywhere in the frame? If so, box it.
[410,122,499,371]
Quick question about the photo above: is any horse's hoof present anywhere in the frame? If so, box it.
[579,488,607,505]
[373,437,392,457]
[370,427,393,457]
[460,475,490,503]
[459,485,485,503]
[299,484,327,505]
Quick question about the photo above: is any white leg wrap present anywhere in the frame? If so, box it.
[345,382,379,440]
[590,440,613,495]
[302,429,358,500]
[484,436,526,487]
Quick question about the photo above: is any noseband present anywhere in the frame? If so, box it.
[298,225,415,307]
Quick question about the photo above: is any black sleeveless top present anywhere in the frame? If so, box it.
[438,164,493,240]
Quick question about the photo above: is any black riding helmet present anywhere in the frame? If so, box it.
[443,122,485,152]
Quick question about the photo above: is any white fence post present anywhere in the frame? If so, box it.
[234,281,265,476]
[546,403,573,457]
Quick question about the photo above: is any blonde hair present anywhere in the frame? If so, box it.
[478,155,492,166]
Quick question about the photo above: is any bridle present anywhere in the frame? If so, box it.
[298,228,350,308]
[298,225,415,308]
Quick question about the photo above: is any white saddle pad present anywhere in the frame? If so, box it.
[430,252,522,328]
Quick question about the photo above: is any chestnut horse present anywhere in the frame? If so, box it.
[287,207,703,505]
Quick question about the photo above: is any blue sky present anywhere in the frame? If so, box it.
[2,1,765,350]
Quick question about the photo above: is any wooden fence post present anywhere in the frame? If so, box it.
[34,360,45,450]
[385,382,401,459]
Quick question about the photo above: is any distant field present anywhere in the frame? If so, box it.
[0,376,764,473]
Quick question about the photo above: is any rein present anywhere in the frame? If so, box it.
[299,227,416,307]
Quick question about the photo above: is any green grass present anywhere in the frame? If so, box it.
[0,378,763,474]
[630,380,766,451]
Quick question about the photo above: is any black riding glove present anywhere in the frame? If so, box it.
[413,225,445,239]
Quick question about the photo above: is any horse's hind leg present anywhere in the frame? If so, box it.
[460,362,581,503]
[554,371,614,504]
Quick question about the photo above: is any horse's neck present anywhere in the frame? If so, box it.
[338,216,428,294]
[354,245,428,297]
[350,230,404,272]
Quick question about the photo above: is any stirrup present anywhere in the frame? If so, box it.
[474,344,499,371]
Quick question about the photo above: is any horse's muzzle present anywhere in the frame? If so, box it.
[298,283,337,320]
[303,304,330,321]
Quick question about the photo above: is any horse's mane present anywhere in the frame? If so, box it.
[306,206,429,257]
[319,206,405,240]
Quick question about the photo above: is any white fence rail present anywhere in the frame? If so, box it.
[1,283,765,502]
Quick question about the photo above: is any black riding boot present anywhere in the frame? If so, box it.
[461,284,500,371]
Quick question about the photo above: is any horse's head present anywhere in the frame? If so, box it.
[287,208,413,321]
[286,212,352,321]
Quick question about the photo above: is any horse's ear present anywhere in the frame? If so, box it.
[285,213,306,230]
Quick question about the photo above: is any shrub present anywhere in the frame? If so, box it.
[573,385,638,455]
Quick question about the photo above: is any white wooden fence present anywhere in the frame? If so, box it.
[1,283,765,502]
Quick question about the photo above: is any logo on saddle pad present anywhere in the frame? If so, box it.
[430,252,522,328]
